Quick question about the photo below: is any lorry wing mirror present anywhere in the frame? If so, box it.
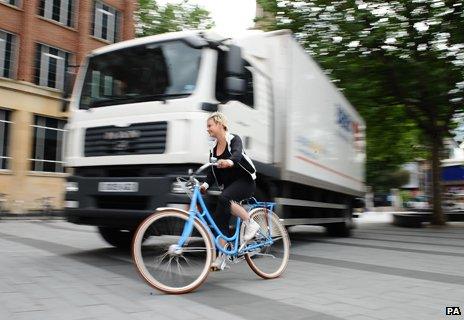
[61,74,72,112]
[225,77,246,96]
[63,69,75,98]
[61,67,76,112]
[61,98,70,112]
[224,45,246,97]
[225,45,245,77]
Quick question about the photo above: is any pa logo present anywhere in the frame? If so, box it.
[446,307,461,315]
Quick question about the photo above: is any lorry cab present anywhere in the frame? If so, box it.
[66,31,270,167]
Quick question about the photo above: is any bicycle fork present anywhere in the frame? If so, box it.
[174,210,197,251]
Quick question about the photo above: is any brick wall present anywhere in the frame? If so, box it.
[0,0,136,83]
[0,0,137,212]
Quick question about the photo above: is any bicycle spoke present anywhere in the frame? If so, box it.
[244,209,290,279]
[181,247,208,253]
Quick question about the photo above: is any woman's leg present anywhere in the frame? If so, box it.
[213,176,255,237]
[221,177,256,229]
[230,201,250,221]
[211,177,255,268]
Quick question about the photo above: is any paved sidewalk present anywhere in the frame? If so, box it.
[0,217,463,320]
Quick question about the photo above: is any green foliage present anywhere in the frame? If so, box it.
[373,168,411,192]
[136,0,214,37]
[257,0,464,192]
[399,189,413,204]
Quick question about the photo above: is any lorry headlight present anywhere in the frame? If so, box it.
[171,181,187,194]
[66,182,79,192]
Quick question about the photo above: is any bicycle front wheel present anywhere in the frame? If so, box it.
[132,210,214,294]
[242,208,290,279]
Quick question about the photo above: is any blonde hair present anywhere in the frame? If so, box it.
[207,112,229,131]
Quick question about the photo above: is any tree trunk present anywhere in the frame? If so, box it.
[430,135,446,225]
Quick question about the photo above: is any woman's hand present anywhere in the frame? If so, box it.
[200,185,207,194]
[217,159,233,168]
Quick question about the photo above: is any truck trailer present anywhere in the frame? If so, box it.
[64,29,366,248]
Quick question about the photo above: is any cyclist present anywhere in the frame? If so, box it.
[200,112,261,269]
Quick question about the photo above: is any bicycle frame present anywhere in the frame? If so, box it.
[177,183,276,256]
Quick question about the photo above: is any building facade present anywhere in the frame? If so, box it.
[0,0,136,213]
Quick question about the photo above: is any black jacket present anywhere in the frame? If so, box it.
[204,133,256,189]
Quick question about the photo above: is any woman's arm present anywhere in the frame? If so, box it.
[229,135,244,165]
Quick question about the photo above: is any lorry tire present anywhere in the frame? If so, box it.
[98,227,134,249]
[326,222,352,237]
[326,200,354,237]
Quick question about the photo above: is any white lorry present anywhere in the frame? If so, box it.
[64,30,366,248]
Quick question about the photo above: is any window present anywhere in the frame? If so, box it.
[0,0,21,7]
[80,40,202,109]
[30,116,66,173]
[0,30,17,79]
[38,0,75,27]
[34,43,70,90]
[0,109,12,170]
[92,1,120,43]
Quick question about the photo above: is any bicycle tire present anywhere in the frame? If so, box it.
[241,208,290,279]
[132,210,214,294]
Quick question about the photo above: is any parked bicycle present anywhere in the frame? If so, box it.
[132,161,290,294]
[35,196,54,215]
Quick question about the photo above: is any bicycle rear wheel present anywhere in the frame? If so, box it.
[242,208,290,279]
[132,210,214,294]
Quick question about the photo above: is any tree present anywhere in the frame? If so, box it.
[136,0,214,37]
[257,0,464,225]
[374,168,411,192]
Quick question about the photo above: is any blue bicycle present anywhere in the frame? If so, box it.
[132,162,290,294]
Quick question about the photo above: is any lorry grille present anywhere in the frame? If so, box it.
[84,121,167,157]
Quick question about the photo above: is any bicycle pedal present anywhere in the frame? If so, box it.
[210,262,230,272]
[232,256,245,264]
[219,260,230,270]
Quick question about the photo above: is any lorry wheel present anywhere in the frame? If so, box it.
[326,222,352,237]
[98,227,134,249]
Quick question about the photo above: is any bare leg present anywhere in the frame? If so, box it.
[218,238,226,248]
[216,202,249,249]
[230,201,250,222]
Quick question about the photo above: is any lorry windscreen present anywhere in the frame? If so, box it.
[79,40,202,109]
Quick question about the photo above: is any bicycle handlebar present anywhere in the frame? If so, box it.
[194,162,218,175]
[174,162,218,196]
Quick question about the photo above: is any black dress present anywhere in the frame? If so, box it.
[205,134,256,236]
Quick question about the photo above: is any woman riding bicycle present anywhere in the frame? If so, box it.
[132,114,290,291]
[200,112,261,269]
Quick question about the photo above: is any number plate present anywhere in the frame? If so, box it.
[98,182,139,192]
